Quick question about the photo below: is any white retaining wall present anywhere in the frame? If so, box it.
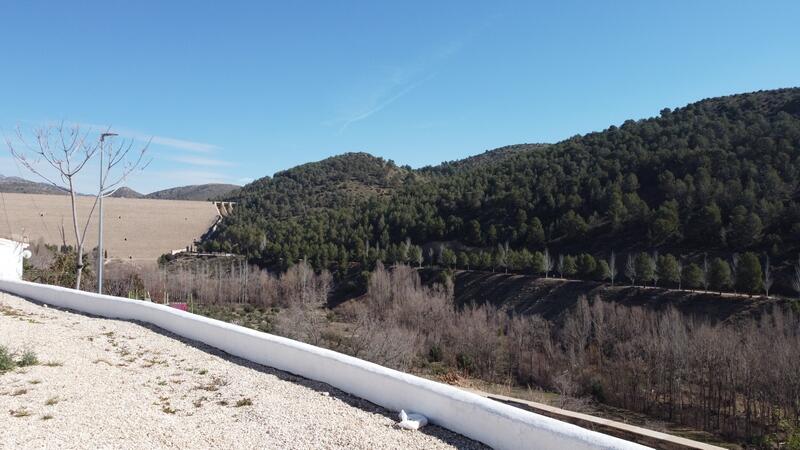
[0,279,649,450]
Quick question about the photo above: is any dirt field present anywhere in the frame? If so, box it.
[0,193,219,262]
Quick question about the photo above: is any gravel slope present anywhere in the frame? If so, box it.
[0,293,487,449]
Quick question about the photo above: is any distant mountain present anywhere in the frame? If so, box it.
[145,184,240,201]
[1,175,238,202]
[0,174,66,195]
[111,187,144,199]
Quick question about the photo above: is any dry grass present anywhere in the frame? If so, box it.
[0,193,219,261]
[235,398,253,407]
[9,407,31,417]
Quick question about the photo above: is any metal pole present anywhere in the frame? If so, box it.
[98,137,104,294]
[97,132,117,295]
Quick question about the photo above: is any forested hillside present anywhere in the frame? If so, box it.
[204,88,800,294]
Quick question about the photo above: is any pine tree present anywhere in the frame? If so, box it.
[527,217,545,247]
[656,254,681,287]
[562,255,577,277]
[634,252,654,286]
[576,253,597,279]
[708,257,732,293]
[735,252,763,294]
[457,251,469,270]
[683,263,705,289]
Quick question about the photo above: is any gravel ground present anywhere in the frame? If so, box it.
[0,293,487,449]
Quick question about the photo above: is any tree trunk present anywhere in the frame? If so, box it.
[68,179,84,290]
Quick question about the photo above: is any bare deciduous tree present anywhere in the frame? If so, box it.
[651,250,659,287]
[498,241,509,273]
[764,255,773,297]
[608,250,617,286]
[730,253,740,293]
[7,124,148,289]
[543,248,553,278]
[401,237,411,264]
[792,254,800,299]
[625,253,636,285]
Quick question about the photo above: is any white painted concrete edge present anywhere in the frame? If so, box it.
[0,279,650,450]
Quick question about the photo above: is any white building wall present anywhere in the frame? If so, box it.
[0,279,650,450]
[0,238,30,281]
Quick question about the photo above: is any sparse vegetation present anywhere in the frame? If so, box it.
[235,398,253,407]
[45,396,60,406]
[9,407,31,417]
[19,349,39,367]
[0,345,14,372]
[195,376,227,392]
[141,358,167,368]
[0,346,39,373]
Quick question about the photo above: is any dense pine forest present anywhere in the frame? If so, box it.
[203,88,800,296]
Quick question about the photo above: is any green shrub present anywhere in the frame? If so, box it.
[19,350,39,367]
[235,398,253,407]
[428,344,443,362]
[456,353,475,374]
[18,349,39,367]
[0,345,15,372]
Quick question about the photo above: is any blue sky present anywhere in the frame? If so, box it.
[1,1,799,193]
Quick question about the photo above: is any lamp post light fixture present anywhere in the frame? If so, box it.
[97,132,118,295]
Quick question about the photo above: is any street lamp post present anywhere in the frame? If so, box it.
[98,132,118,294]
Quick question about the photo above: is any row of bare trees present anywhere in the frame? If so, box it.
[337,264,799,442]
[278,262,800,443]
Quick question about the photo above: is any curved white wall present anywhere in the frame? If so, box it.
[0,279,649,450]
